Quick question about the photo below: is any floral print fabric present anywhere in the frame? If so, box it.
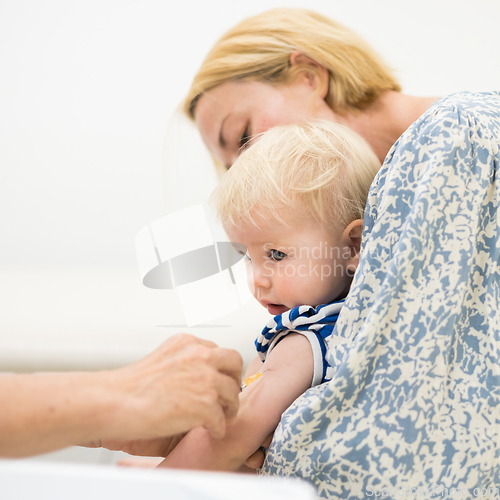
[262,92,500,499]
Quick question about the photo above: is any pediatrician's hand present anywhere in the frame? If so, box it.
[0,333,241,459]
[85,434,185,458]
[85,334,242,455]
[107,334,242,441]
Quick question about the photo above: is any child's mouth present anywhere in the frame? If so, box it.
[266,304,289,316]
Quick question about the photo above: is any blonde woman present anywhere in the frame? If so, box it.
[159,121,380,472]
[186,8,432,168]
[177,8,500,497]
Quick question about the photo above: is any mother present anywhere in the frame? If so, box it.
[183,8,500,498]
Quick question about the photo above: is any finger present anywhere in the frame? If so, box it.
[212,372,240,423]
[244,448,266,470]
[185,336,218,349]
[116,457,162,468]
[262,432,273,448]
[235,464,258,474]
[79,440,101,449]
[244,432,273,469]
[209,348,243,384]
[166,334,218,351]
[202,403,227,439]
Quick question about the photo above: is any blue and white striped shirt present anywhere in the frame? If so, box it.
[255,300,346,387]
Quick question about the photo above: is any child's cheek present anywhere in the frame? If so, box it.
[245,263,256,295]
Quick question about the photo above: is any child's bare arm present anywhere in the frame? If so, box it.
[244,355,263,379]
[157,333,313,471]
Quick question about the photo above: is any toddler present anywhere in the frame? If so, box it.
[158,120,380,471]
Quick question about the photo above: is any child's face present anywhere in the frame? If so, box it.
[226,210,360,316]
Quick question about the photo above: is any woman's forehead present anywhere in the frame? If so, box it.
[194,82,253,166]
[194,91,227,161]
[194,80,280,126]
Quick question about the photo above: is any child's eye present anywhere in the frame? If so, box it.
[269,249,287,261]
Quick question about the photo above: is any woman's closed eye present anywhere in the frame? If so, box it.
[239,126,250,150]
[269,249,287,261]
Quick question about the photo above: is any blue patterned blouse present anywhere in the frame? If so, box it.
[261,92,500,499]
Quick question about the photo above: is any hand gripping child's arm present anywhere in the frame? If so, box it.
[157,333,314,471]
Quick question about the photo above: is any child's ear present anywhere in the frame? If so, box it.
[341,219,363,274]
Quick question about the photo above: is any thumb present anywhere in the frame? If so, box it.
[202,406,227,439]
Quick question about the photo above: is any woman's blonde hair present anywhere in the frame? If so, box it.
[184,8,400,120]
[211,121,381,231]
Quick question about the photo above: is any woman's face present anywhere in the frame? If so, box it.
[195,79,337,168]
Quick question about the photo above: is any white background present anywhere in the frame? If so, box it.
[0,0,499,370]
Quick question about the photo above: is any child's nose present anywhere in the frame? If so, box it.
[250,264,272,289]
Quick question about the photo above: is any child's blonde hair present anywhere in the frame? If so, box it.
[211,121,381,231]
[184,8,400,120]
